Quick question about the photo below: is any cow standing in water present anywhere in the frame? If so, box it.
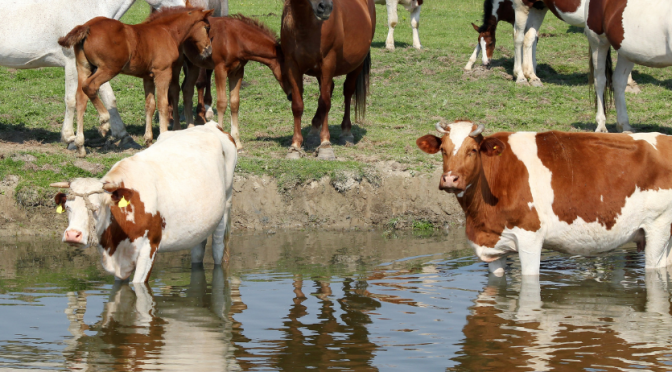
[416,120,672,276]
[51,122,237,283]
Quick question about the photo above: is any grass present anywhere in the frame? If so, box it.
[3,0,672,193]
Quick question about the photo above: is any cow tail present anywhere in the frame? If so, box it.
[588,45,614,117]
[58,25,90,48]
[354,50,371,123]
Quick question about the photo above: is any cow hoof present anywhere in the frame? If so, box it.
[340,134,355,146]
[529,79,543,87]
[316,145,336,160]
[626,83,641,94]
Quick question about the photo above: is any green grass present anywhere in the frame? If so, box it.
[3,0,672,191]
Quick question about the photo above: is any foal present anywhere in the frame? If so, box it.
[181,15,285,152]
[59,7,214,157]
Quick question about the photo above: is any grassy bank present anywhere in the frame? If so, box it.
[2,0,672,205]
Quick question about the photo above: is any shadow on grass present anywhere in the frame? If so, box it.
[371,41,411,50]
[256,124,368,151]
[630,70,672,90]
[0,121,61,144]
[487,58,589,87]
[571,122,672,134]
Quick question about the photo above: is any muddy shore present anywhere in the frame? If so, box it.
[0,161,465,237]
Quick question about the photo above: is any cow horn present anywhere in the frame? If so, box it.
[50,182,70,188]
[102,182,119,192]
[469,123,485,137]
[435,122,450,134]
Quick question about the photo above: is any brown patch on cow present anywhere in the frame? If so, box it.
[545,0,582,21]
[99,183,163,277]
[214,124,237,147]
[457,133,541,248]
[586,0,626,49]
[536,132,672,230]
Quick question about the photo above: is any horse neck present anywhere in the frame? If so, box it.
[160,15,202,45]
[283,0,317,29]
[101,0,137,20]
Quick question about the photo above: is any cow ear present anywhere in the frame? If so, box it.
[472,23,480,32]
[480,137,505,156]
[416,135,442,154]
[110,188,134,206]
[54,192,67,206]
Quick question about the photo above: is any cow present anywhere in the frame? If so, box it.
[50,121,237,283]
[374,0,423,50]
[416,120,672,276]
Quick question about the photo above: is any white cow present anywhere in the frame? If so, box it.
[374,0,423,50]
[0,0,186,149]
[51,121,237,283]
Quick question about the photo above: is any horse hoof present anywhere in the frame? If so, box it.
[66,142,78,151]
[76,147,87,158]
[529,79,543,87]
[595,126,609,133]
[119,136,142,150]
[205,106,214,121]
[316,146,336,160]
[237,148,246,155]
[625,84,641,94]
[516,79,530,86]
[340,134,355,146]
[286,147,303,159]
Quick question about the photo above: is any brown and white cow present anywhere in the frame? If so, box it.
[51,121,237,283]
[417,120,672,276]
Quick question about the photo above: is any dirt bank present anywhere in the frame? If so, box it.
[0,161,464,237]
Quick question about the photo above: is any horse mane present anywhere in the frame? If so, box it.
[478,0,494,32]
[229,14,278,41]
[143,6,201,24]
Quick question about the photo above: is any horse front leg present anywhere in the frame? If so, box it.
[310,77,334,137]
[62,59,77,147]
[228,65,245,152]
[286,63,305,159]
[522,7,547,87]
[512,0,530,85]
[196,68,214,124]
[181,59,200,128]
[315,69,336,160]
[213,64,229,131]
[410,4,422,49]
[385,0,400,50]
[153,70,173,135]
[169,64,182,130]
[143,79,156,145]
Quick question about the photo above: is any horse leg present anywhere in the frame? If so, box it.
[512,0,530,85]
[153,71,173,135]
[214,64,229,131]
[74,70,90,158]
[79,68,117,157]
[228,65,245,152]
[410,4,422,49]
[310,77,334,137]
[169,64,181,130]
[196,68,214,124]
[586,30,611,133]
[613,54,635,133]
[143,78,156,145]
[626,72,641,94]
[98,82,126,140]
[181,59,199,128]
[522,7,547,87]
[465,43,482,70]
[62,59,77,147]
[340,67,364,146]
[316,69,336,160]
[204,69,214,120]
[286,63,305,159]
[385,0,399,50]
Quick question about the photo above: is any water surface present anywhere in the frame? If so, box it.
[2,230,672,371]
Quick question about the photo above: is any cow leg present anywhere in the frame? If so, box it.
[62,58,77,145]
[182,58,200,128]
[131,241,158,283]
[613,54,635,133]
[488,257,507,276]
[228,65,245,152]
[143,78,156,145]
[131,283,155,326]
[410,5,422,49]
[340,66,364,145]
[643,229,672,269]
[512,0,530,84]
[191,239,208,265]
[522,7,547,87]
[517,232,543,276]
[385,0,399,50]
[585,29,611,133]
[286,61,305,158]
[212,214,229,265]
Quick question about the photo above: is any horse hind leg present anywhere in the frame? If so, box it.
[613,54,635,133]
[228,66,245,152]
[62,59,78,148]
[339,67,364,146]
[385,0,399,50]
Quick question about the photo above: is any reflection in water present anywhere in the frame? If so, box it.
[452,253,672,371]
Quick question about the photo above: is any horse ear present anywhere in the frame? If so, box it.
[185,0,192,6]
[472,23,480,32]
[203,9,215,17]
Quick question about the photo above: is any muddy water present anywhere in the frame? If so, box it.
[2,231,672,371]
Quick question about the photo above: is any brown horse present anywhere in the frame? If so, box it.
[281,0,376,160]
[58,6,214,157]
[181,15,286,152]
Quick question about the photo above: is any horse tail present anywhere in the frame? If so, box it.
[58,25,90,48]
[588,45,614,117]
[354,50,371,123]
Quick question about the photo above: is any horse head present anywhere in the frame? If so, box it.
[307,0,333,21]
[472,22,496,67]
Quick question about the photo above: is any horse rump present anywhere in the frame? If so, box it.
[58,25,90,48]
[354,50,371,123]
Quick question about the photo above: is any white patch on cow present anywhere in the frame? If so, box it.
[528,202,534,210]
[629,132,659,151]
[508,132,555,218]
[601,195,604,202]
[124,203,135,223]
[448,121,476,155]
[457,183,471,198]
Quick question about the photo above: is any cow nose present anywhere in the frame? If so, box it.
[440,173,459,189]
[64,229,83,244]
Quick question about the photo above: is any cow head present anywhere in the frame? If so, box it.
[471,22,497,67]
[416,121,504,194]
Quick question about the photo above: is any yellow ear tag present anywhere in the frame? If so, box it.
[56,205,64,214]
[493,146,498,149]
[118,196,130,208]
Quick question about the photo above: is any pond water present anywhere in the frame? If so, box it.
[2,230,672,371]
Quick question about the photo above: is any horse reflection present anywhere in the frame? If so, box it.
[62,266,244,371]
[453,262,672,370]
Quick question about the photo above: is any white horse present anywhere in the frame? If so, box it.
[374,0,422,50]
[0,0,186,149]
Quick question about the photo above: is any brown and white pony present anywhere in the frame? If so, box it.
[374,0,423,50]
[181,15,285,151]
[585,0,666,133]
[58,7,214,157]
[464,0,514,70]
[281,0,375,160]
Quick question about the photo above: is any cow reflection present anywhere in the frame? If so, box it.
[63,266,244,371]
[453,262,672,370]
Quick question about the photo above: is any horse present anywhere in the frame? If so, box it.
[373,0,423,50]
[181,14,286,152]
[464,0,514,70]
[585,0,671,133]
[58,7,214,157]
[281,0,376,160]
[0,0,186,151]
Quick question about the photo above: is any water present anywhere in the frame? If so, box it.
[2,230,672,371]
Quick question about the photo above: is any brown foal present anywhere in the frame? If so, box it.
[281,0,375,160]
[59,7,214,157]
[182,15,286,152]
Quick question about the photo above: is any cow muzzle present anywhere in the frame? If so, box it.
[64,229,85,246]
[439,172,462,193]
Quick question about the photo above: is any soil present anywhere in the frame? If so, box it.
[0,141,465,237]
